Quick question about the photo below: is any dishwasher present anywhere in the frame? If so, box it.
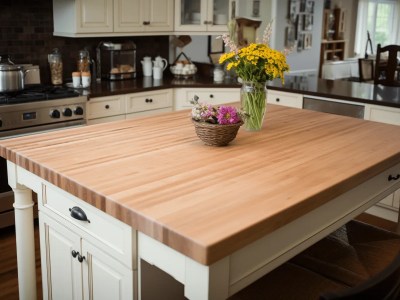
[303,97,365,119]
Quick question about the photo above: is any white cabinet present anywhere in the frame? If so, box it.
[53,0,173,37]
[126,89,173,117]
[39,183,136,300]
[364,104,400,126]
[87,94,126,125]
[114,0,174,33]
[175,0,232,32]
[267,90,303,109]
[174,87,240,110]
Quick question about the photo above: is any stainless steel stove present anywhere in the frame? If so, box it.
[0,85,87,228]
[0,85,87,138]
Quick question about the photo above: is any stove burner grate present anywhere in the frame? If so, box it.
[0,85,80,105]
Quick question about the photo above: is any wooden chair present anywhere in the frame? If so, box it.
[229,220,400,300]
[358,58,374,82]
[320,251,400,300]
[374,44,400,86]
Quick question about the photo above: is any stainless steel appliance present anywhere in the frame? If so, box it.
[303,97,365,119]
[96,41,136,80]
[0,85,87,228]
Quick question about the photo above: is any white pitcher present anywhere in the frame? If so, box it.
[141,56,152,76]
[153,56,168,71]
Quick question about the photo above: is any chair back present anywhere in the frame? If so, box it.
[320,251,400,300]
[374,44,400,86]
[358,58,374,82]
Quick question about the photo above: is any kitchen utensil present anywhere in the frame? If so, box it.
[153,56,168,70]
[141,56,152,77]
[0,55,31,92]
[48,48,63,85]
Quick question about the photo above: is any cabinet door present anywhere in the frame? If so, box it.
[114,0,144,32]
[365,104,400,126]
[126,89,173,113]
[146,0,174,31]
[174,0,207,31]
[207,0,231,32]
[76,0,113,33]
[39,212,83,300]
[82,240,134,300]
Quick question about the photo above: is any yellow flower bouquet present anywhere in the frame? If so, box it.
[219,23,290,131]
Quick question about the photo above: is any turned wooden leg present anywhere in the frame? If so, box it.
[13,186,37,300]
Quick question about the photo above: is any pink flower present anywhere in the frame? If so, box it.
[217,106,240,125]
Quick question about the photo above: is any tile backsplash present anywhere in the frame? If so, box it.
[0,0,169,84]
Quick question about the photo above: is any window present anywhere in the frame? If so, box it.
[354,0,400,56]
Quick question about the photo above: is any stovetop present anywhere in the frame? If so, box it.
[0,85,80,105]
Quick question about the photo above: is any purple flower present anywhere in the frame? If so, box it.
[217,106,240,125]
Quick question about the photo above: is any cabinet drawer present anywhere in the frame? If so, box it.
[126,89,173,113]
[267,90,303,108]
[366,105,400,126]
[126,107,173,119]
[174,88,240,110]
[40,183,135,268]
[88,95,126,119]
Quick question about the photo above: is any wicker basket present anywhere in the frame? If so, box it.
[192,120,243,146]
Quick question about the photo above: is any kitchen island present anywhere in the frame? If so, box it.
[2,105,400,299]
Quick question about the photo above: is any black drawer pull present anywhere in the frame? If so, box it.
[276,98,280,102]
[71,250,79,258]
[69,206,90,223]
[105,104,110,109]
[388,174,400,181]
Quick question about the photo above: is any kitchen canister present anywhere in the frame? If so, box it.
[141,56,152,77]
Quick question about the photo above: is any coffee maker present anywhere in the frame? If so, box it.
[96,41,136,80]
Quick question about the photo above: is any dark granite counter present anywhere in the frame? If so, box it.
[81,74,400,109]
[268,76,400,109]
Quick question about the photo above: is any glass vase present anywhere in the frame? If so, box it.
[240,81,267,131]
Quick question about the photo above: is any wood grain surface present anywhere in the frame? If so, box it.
[1,105,400,265]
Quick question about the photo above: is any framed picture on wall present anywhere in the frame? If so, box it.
[288,0,299,23]
[306,0,315,13]
[285,26,296,48]
[303,14,313,31]
[303,33,312,49]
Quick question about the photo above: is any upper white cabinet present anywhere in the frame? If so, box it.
[175,0,232,32]
[114,0,174,32]
[53,0,174,37]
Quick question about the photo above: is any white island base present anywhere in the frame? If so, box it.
[8,160,400,300]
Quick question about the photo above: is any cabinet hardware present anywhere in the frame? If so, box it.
[276,98,280,102]
[209,94,214,98]
[71,250,79,258]
[388,174,400,181]
[105,105,110,109]
[69,206,91,223]
[143,21,150,25]
[78,254,86,263]
[145,98,153,103]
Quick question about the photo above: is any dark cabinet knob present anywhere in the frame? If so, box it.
[276,98,280,102]
[209,94,214,98]
[78,254,85,263]
[63,108,73,117]
[145,98,153,103]
[74,106,84,115]
[143,21,150,25]
[69,206,90,223]
[71,250,79,258]
[105,104,110,109]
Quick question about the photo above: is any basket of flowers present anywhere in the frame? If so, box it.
[191,95,245,147]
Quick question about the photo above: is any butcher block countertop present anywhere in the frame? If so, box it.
[2,105,400,265]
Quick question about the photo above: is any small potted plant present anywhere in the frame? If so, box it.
[190,95,245,146]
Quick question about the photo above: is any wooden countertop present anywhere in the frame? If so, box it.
[2,105,400,265]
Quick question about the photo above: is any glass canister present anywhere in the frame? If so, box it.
[48,48,63,85]
[77,49,90,73]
